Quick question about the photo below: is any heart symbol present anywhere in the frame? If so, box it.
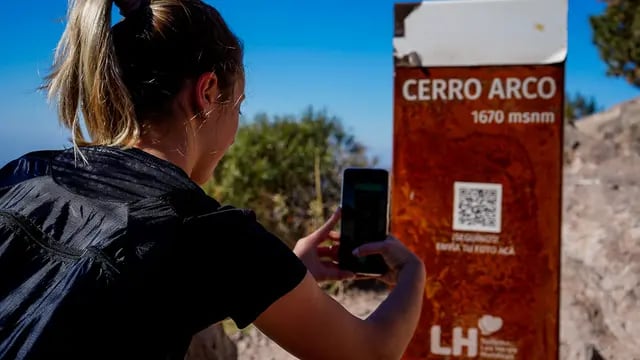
[478,315,503,336]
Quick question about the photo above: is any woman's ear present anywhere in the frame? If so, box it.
[195,72,219,112]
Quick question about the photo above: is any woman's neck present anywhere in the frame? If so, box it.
[135,124,197,182]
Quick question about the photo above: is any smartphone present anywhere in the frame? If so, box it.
[338,168,389,276]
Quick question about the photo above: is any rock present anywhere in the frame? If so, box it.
[587,345,606,360]
[185,324,238,360]
[561,97,640,360]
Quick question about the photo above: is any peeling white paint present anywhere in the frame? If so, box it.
[394,0,568,66]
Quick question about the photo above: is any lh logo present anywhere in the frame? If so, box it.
[430,315,504,357]
[430,326,478,357]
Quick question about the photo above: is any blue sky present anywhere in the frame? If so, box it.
[0,0,637,167]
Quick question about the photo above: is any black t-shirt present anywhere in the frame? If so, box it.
[0,146,308,359]
[179,206,308,331]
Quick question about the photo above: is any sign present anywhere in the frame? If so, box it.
[392,1,566,359]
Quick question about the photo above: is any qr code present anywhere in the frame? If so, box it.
[453,182,502,233]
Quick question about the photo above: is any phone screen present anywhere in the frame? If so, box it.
[338,168,389,275]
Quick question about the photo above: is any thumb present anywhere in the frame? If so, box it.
[352,240,388,257]
[309,207,341,241]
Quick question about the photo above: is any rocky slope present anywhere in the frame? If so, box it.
[561,98,640,360]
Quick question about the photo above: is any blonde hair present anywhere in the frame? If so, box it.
[44,0,244,149]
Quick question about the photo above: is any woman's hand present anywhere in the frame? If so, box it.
[353,235,424,286]
[294,208,355,283]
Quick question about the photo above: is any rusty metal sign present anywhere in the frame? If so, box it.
[392,2,566,359]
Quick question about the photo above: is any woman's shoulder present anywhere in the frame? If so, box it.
[180,197,257,232]
[0,150,60,188]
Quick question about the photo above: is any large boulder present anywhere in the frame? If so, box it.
[185,324,238,360]
[561,98,640,359]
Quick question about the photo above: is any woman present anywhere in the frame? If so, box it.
[0,0,426,359]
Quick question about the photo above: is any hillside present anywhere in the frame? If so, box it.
[562,97,640,359]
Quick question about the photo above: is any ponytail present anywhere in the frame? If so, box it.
[45,0,139,148]
[45,0,243,150]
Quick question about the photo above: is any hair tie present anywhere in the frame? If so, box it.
[114,0,150,17]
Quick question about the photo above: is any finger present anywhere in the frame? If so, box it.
[317,233,340,248]
[309,208,342,242]
[352,240,389,257]
[336,270,357,280]
[320,262,356,280]
[352,273,381,281]
[320,259,339,267]
[317,244,338,259]
[380,273,397,287]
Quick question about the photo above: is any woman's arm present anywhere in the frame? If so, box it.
[255,238,426,360]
